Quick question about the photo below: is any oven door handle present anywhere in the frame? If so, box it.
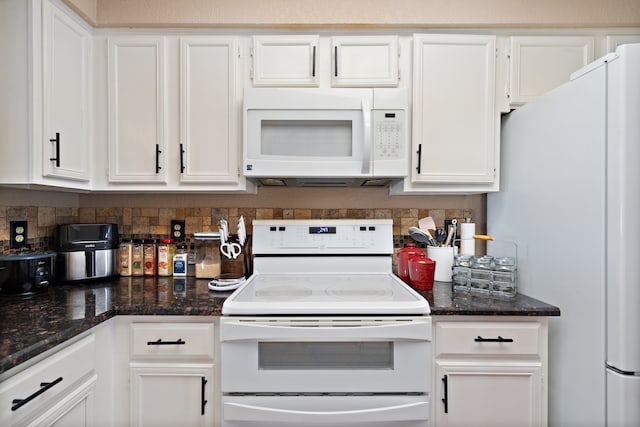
[223,400,429,423]
[221,320,431,342]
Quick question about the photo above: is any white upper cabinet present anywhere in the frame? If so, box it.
[107,36,168,183]
[42,0,91,182]
[251,35,320,87]
[251,35,399,87]
[508,36,595,107]
[331,36,399,87]
[0,0,91,189]
[179,37,240,183]
[392,34,499,194]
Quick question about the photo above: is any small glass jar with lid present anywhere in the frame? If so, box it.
[194,233,222,279]
[470,255,494,290]
[492,256,516,294]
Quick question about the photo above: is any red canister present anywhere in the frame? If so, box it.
[397,244,425,284]
[409,257,436,290]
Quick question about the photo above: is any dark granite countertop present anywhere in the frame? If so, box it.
[0,276,559,375]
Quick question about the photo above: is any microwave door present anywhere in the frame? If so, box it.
[244,110,366,177]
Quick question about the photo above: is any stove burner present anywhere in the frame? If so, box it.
[254,285,313,301]
[325,284,393,301]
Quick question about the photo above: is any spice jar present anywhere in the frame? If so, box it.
[194,233,221,279]
[131,239,144,276]
[157,238,175,277]
[173,244,188,277]
[143,239,157,277]
[470,255,493,290]
[119,239,133,276]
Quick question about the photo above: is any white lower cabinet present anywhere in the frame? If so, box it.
[0,334,96,427]
[130,364,214,427]
[127,320,217,427]
[432,317,548,427]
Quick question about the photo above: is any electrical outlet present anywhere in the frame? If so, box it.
[171,220,186,241]
[10,221,28,249]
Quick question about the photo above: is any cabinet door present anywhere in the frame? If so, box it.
[130,364,214,427]
[108,36,167,183]
[251,35,319,87]
[28,376,96,427]
[42,0,90,182]
[435,362,543,427]
[509,36,594,106]
[412,34,497,185]
[331,36,399,87]
[179,37,240,183]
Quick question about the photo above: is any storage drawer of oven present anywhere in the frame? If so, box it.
[434,321,541,357]
[222,395,430,426]
[130,323,214,360]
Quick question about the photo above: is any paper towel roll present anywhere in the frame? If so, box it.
[460,222,476,239]
[460,238,476,256]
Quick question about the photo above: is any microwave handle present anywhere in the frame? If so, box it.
[361,99,372,174]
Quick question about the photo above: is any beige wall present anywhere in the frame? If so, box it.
[64,0,640,27]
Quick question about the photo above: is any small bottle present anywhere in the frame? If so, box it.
[143,239,157,277]
[157,238,175,277]
[119,239,133,276]
[173,244,187,277]
[131,239,144,276]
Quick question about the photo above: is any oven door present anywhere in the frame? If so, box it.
[220,316,431,394]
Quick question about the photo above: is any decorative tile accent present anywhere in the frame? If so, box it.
[0,205,474,255]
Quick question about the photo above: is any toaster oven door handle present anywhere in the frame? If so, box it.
[361,98,372,175]
[85,251,95,278]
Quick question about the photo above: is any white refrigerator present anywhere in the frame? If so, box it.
[487,43,640,427]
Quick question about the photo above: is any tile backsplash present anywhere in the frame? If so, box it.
[0,205,474,254]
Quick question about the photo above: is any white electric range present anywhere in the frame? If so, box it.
[220,219,432,427]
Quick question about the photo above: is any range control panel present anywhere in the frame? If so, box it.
[251,219,393,255]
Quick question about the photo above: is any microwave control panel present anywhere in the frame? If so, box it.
[373,110,405,161]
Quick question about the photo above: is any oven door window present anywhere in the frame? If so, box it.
[258,342,393,370]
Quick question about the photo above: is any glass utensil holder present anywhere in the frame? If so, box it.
[453,240,517,297]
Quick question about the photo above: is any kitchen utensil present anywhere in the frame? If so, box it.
[238,216,246,246]
[221,242,242,259]
[418,216,436,233]
[473,234,495,241]
[434,228,447,245]
[443,225,454,247]
[451,219,458,243]
[408,257,436,290]
[409,226,436,246]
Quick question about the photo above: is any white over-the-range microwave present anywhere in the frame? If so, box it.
[243,87,409,187]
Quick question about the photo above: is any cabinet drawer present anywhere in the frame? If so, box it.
[435,321,541,357]
[130,323,214,360]
[0,334,95,426]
